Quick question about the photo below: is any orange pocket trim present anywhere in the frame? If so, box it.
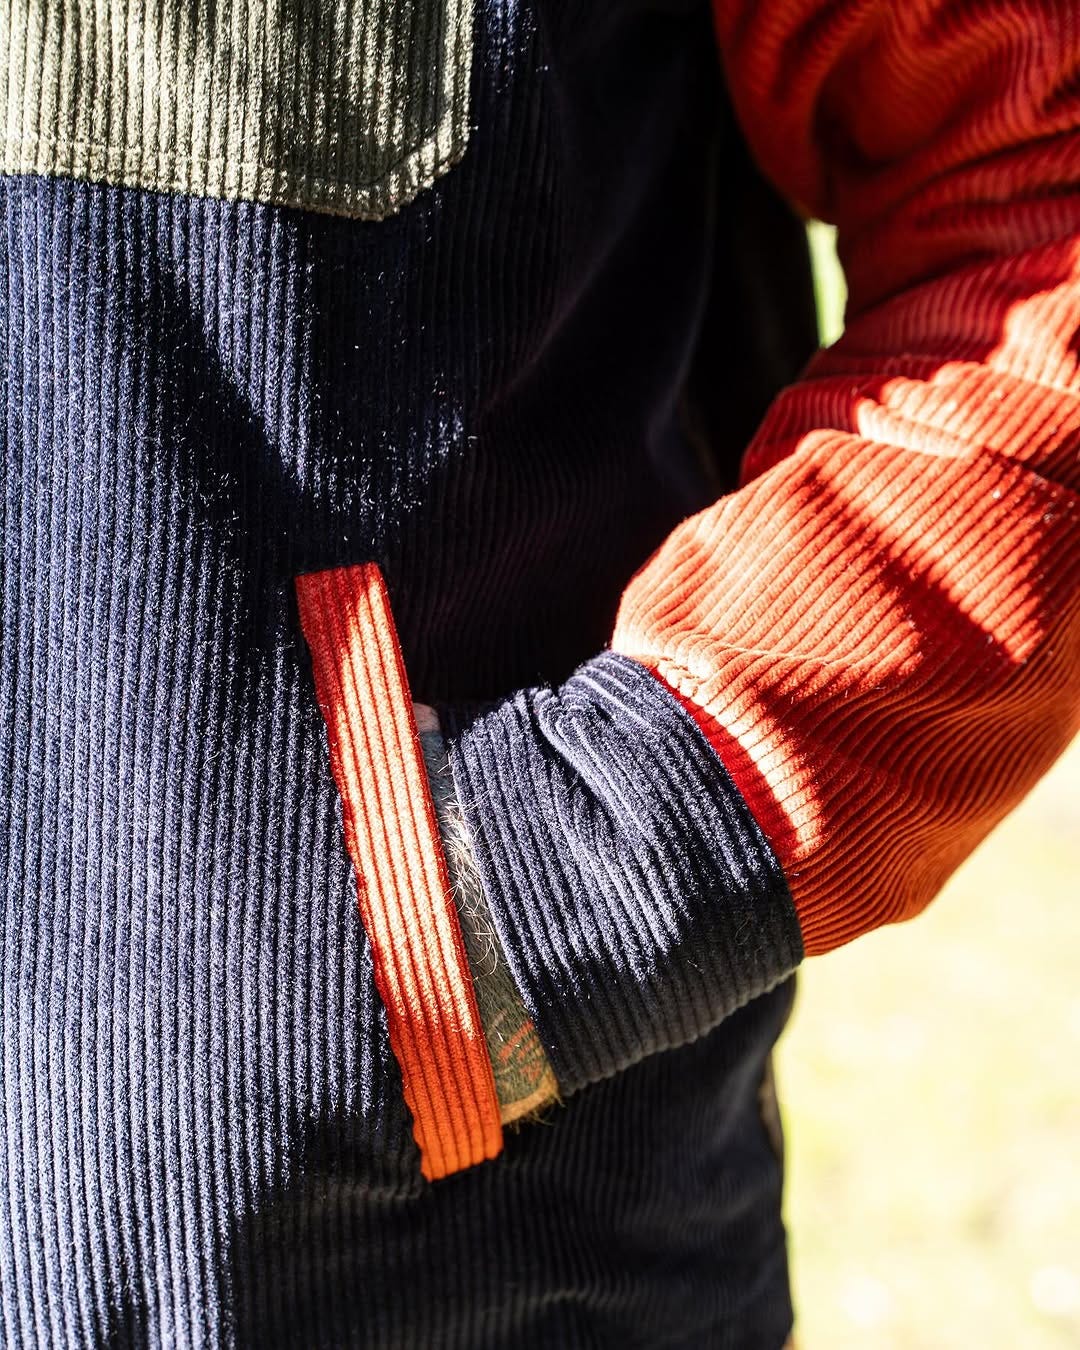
[295,562,502,1180]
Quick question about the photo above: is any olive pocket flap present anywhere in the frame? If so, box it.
[2,0,474,219]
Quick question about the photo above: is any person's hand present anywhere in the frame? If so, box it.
[413,702,439,734]
[412,697,560,1125]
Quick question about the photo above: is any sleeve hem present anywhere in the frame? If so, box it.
[439,649,803,1096]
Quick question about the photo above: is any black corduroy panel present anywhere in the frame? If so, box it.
[228,980,797,1349]
[440,652,803,1093]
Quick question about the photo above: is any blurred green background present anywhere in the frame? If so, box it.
[777,227,1080,1348]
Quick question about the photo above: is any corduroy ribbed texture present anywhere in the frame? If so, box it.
[295,563,502,1179]
[440,652,802,1095]
[9,0,1079,1344]
[2,3,809,1341]
[0,0,473,219]
[610,0,1080,953]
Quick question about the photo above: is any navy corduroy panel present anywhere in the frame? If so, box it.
[0,0,816,1344]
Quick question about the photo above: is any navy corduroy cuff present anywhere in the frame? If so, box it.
[439,650,804,1095]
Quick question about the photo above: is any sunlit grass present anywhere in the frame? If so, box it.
[807,221,847,347]
[778,226,1080,1348]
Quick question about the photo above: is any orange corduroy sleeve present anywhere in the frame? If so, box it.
[611,0,1080,955]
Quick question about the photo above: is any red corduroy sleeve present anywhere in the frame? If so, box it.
[611,0,1080,954]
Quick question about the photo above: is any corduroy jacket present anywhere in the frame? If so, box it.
[2,0,1079,1346]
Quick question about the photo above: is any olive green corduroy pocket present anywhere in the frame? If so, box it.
[1,0,474,219]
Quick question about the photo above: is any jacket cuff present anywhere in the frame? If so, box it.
[439,650,803,1095]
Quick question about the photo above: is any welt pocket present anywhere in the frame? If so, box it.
[294,562,501,1180]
